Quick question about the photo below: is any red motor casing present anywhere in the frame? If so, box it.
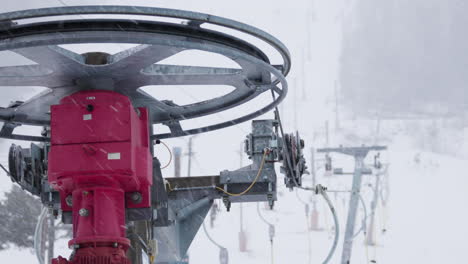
[48,90,152,264]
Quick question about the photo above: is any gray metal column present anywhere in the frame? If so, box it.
[317,145,386,264]
[341,155,364,264]
[173,147,182,178]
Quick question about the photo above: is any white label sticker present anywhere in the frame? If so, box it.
[83,114,92,120]
[108,153,121,160]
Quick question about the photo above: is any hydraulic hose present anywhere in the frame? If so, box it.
[34,207,48,264]
[317,185,339,264]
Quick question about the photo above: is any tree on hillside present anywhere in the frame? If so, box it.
[0,185,41,250]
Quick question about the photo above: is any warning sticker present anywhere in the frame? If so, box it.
[83,114,92,120]
[108,153,121,160]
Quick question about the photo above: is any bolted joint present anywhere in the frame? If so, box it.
[78,208,89,217]
[314,184,327,195]
[222,196,231,212]
[130,192,143,204]
[65,195,73,207]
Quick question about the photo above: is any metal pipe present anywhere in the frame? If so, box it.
[340,156,365,264]
[34,207,47,264]
[320,189,339,264]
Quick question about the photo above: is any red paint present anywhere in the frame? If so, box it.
[48,90,153,264]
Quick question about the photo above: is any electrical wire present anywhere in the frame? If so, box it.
[157,140,172,169]
[216,149,269,196]
[34,207,48,264]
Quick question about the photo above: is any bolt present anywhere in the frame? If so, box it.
[113,242,119,248]
[65,195,73,206]
[79,208,89,217]
[131,192,142,204]
[82,191,89,196]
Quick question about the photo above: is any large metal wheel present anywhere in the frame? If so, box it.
[0,6,290,141]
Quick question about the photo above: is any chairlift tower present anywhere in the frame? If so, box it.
[317,145,386,264]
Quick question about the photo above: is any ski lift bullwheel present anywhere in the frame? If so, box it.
[0,6,291,142]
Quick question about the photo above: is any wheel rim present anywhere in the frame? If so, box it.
[0,6,291,141]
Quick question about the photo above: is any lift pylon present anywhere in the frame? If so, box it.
[317,145,386,264]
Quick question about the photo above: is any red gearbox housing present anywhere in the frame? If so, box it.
[48,90,152,264]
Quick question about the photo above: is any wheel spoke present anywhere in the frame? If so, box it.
[163,120,186,137]
[13,46,85,73]
[9,87,77,125]
[0,75,70,87]
[0,122,19,138]
[139,64,243,86]
[123,79,257,125]
[0,64,68,87]
[175,81,259,119]
[0,65,51,77]
[109,44,185,73]
[0,108,14,122]
[117,87,177,122]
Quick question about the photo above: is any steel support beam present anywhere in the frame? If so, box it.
[341,155,364,264]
